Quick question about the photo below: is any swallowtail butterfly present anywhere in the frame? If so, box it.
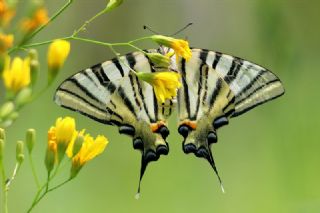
[54,47,284,193]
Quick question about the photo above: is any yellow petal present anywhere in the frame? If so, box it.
[47,39,71,70]
[136,71,181,103]
[2,56,31,93]
[55,116,76,145]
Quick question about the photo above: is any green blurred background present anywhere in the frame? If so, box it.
[2,0,320,212]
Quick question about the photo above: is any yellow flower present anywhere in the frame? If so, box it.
[151,35,192,61]
[47,39,70,83]
[69,133,108,178]
[21,7,49,32]
[2,56,31,93]
[48,117,76,163]
[136,71,181,103]
[0,0,15,27]
[0,33,13,53]
[55,116,76,145]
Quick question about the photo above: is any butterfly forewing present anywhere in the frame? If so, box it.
[195,48,285,116]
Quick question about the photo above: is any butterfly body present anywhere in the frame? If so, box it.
[54,47,284,192]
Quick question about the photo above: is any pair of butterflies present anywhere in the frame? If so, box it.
[54,46,284,194]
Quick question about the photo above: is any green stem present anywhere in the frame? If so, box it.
[128,36,152,44]
[27,178,72,213]
[8,0,74,54]
[0,160,8,213]
[5,163,20,188]
[45,172,50,192]
[23,0,73,44]
[28,155,40,189]
[72,7,109,37]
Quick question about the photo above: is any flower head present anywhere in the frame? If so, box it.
[47,39,70,69]
[0,33,13,54]
[137,71,181,103]
[47,39,70,83]
[0,0,15,27]
[54,116,76,145]
[21,7,49,32]
[2,56,31,93]
[68,133,108,178]
[48,117,76,162]
[151,35,192,61]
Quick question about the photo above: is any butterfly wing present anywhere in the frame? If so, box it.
[176,48,284,186]
[54,50,175,193]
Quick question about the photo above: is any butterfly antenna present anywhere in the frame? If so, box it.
[170,23,193,36]
[136,155,148,199]
[143,25,160,35]
[207,149,225,193]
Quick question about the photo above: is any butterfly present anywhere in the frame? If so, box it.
[54,47,284,193]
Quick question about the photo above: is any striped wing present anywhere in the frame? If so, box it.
[176,48,284,187]
[54,51,176,192]
[196,49,284,116]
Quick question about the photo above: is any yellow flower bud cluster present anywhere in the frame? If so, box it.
[45,117,108,178]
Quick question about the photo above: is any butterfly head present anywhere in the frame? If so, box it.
[119,120,169,194]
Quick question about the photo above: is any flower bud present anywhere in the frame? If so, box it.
[29,49,39,88]
[26,129,36,153]
[106,0,123,11]
[0,128,6,141]
[0,139,4,161]
[47,40,70,85]
[151,35,192,61]
[146,53,170,68]
[15,87,32,107]
[0,33,14,54]
[16,140,24,164]
[0,101,15,118]
[45,141,57,173]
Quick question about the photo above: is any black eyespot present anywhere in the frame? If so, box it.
[178,125,190,138]
[156,145,169,155]
[213,116,229,129]
[157,126,169,139]
[195,146,209,158]
[183,143,196,154]
[133,138,143,150]
[145,150,159,162]
[207,132,217,144]
[119,125,135,136]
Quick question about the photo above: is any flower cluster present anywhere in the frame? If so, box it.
[0,0,70,128]
[45,117,108,178]
[134,35,192,103]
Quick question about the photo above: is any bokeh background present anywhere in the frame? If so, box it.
[2,0,320,212]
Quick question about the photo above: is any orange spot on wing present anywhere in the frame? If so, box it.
[150,121,166,132]
[180,120,197,130]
